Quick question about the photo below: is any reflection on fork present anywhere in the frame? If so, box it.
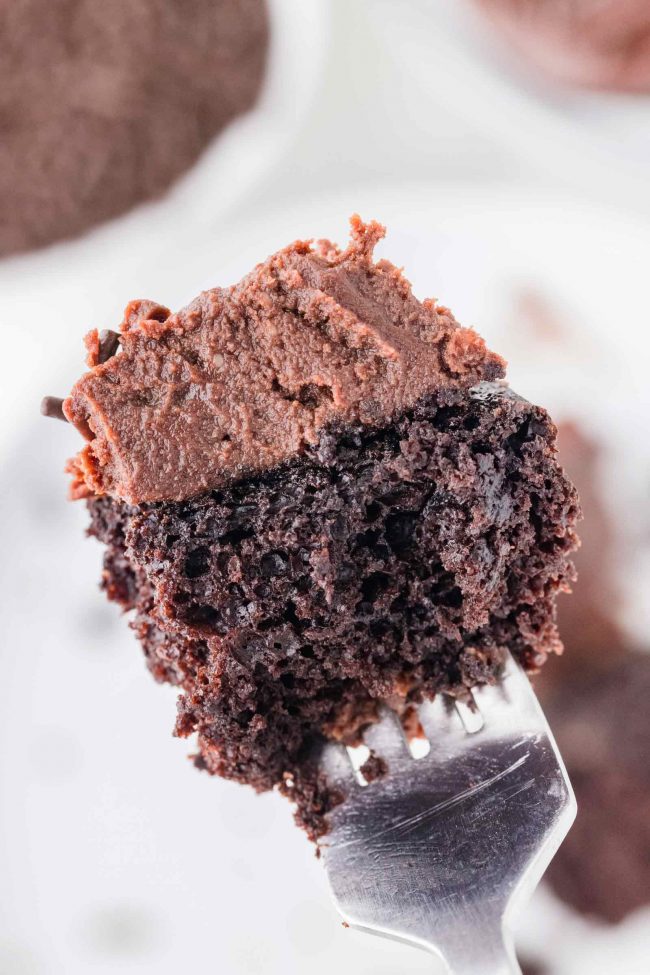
[319,652,576,975]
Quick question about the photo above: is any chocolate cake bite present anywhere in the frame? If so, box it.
[59,218,579,836]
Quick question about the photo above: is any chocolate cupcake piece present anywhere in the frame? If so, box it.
[60,218,579,835]
[0,0,268,256]
[473,0,650,92]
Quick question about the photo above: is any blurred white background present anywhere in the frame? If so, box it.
[1,2,649,973]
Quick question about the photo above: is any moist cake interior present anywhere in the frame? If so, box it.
[87,383,578,836]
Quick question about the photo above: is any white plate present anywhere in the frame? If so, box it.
[2,183,649,975]
[169,0,330,227]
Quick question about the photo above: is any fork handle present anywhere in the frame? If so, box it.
[437,924,522,975]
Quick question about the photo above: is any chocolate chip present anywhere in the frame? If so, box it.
[98,329,120,363]
[40,396,67,422]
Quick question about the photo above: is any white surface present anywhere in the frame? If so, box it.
[166,0,330,228]
[370,0,650,204]
[2,2,650,973]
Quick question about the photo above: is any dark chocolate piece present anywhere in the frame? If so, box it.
[97,330,120,364]
[359,753,389,783]
[40,397,68,422]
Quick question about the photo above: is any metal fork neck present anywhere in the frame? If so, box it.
[435,924,522,975]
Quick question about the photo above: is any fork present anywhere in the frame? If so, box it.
[318,651,576,974]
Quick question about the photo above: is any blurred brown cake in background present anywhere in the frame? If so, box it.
[509,286,650,925]
[542,422,628,688]
[536,423,650,923]
[544,653,650,922]
[0,0,269,257]
[472,0,650,92]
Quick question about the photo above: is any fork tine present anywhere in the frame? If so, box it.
[320,742,360,791]
[321,648,576,967]
[363,707,409,763]
[418,693,465,743]
[472,653,543,729]
[454,695,484,734]
[471,678,507,713]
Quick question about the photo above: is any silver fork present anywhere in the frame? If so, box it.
[318,652,576,974]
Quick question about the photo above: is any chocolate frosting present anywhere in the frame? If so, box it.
[64,217,505,503]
